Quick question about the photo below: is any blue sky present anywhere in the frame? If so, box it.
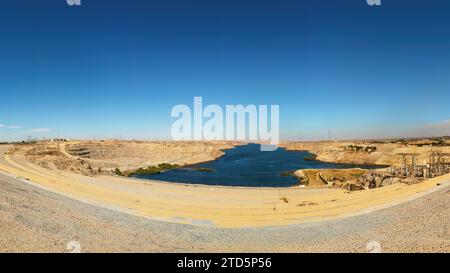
[1,0,449,141]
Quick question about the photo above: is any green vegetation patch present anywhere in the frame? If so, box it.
[127,163,180,176]
[303,154,317,161]
[114,168,126,176]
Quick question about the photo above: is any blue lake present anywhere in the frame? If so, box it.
[132,144,382,187]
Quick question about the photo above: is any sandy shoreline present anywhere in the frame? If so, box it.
[1,144,449,228]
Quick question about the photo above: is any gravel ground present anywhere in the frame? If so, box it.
[0,172,449,253]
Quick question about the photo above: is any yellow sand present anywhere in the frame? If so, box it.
[0,145,448,228]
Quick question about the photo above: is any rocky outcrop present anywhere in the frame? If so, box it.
[294,168,367,188]
[24,141,237,176]
[281,140,450,166]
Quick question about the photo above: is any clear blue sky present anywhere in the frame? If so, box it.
[1,0,449,141]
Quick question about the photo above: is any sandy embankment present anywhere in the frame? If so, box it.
[2,170,449,253]
[25,140,238,175]
[280,140,450,166]
[1,143,449,228]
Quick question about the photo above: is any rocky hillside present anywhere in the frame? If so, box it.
[281,139,450,166]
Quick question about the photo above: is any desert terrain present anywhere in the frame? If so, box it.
[1,170,448,253]
[23,140,237,176]
[0,139,449,252]
[280,139,450,166]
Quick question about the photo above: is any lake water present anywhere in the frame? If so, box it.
[132,143,381,187]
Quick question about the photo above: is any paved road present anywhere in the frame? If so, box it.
[1,172,449,252]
